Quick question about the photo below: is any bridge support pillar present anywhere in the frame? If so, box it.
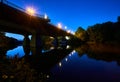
[30,33,42,54]
[23,34,30,55]
[23,34,30,47]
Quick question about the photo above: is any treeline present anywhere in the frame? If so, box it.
[75,16,120,44]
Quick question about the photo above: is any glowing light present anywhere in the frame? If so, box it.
[65,26,67,29]
[65,58,68,62]
[50,37,54,39]
[2,75,8,79]
[26,7,36,16]
[57,23,62,29]
[65,36,70,40]
[44,13,48,19]
[71,52,74,54]
[66,45,70,49]
[46,75,50,78]
[67,30,71,33]
[73,50,76,53]
[50,47,54,49]
[59,62,62,67]
[71,50,76,55]
[69,54,72,57]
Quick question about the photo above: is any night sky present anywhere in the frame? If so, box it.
[6,0,120,40]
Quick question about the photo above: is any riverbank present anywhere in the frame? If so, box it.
[88,43,120,54]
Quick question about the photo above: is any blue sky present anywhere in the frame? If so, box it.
[5,0,120,40]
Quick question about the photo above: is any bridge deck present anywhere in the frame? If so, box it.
[0,1,72,36]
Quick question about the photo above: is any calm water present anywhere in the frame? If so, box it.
[1,45,120,82]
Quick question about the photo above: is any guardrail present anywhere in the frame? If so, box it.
[0,0,48,19]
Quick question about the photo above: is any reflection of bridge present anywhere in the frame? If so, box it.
[0,47,73,81]
[76,44,120,66]
[23,49,73,72]
[0,0,72,49]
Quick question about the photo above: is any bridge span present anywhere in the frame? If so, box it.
[0,0,73,51]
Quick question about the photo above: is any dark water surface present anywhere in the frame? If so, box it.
[1,44,120,82]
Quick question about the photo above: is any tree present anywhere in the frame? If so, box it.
[117,16,120,23]
[75,26,88,41]
[87,24,103,42]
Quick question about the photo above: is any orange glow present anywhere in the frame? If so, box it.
[57,23,62,29]
[26,7,36,16]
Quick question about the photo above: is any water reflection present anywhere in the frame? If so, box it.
[6,46,25,58]
[75,44,120,66]
[0,45,18,55]
[0,45,73,82]
[1,44,120,82]
[50,44,120,82]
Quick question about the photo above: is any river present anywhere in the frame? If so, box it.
[1,44,120,82]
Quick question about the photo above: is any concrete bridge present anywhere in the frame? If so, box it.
[0,0,72,50]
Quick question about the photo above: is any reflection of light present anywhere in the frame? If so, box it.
[71,50,76,55]
[57,23,62,29]
[66,45,70,49]
[26,7,36,16]
[65,36,70,40]
[50,47,54,49]
[2,75,8,79]
[59,62,62,67]
[50,37,54,39]
[47,75,50,78]
[73,50,76,53]
[69,54,71,57]
[65,58,68,62]
[71,52,74,54]
[44,13,48,19]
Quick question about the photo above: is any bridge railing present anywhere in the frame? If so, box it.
[0,0,49,20]
[1,0,25,12]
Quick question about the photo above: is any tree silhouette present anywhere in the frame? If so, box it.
[117,16,120,23]
[75,27,88,41]
[85,16,120,43]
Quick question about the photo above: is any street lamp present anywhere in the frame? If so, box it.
[65,26,67,29]
[67,30,71,33]
[44,13,48,19]
[26,7,36,16]
[57,23,62,29]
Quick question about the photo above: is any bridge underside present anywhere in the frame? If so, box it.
[0,2,71,36]
[0,1,72,52]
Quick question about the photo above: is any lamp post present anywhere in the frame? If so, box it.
[57,23,62,29]
[26,7,36,16]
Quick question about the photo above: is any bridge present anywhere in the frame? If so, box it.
[0,0,73,50]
